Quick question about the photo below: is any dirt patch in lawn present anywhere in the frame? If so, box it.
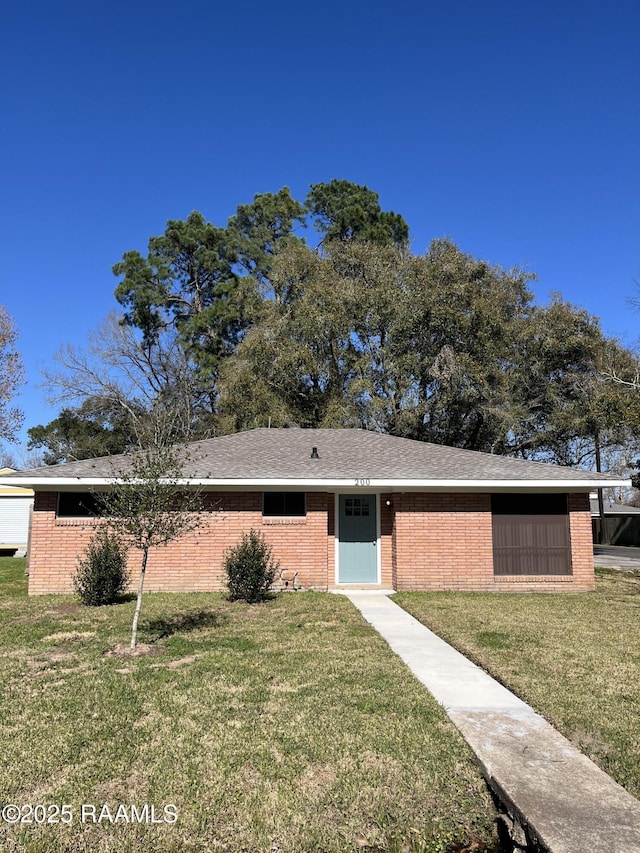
[105,642,158,658]
[165,654,199,669]
[50,602,83,616]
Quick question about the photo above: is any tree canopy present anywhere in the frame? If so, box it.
[36,179,640,473]
[306,179,409,246]
[219,236,640,467]
[0,306,24,443]
[27,400,134,465]
[113,211,243,385]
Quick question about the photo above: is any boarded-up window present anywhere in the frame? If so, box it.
[492,494,571,576]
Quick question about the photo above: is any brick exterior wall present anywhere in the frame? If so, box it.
[28,491,333,596]
[392,493,495,591]
[379,495,394,588]
[390,492,595,592]
[27,490,595,595]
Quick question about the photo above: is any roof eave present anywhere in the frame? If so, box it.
[2,476,631,492]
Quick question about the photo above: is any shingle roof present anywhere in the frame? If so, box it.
[0,428,628,489]
[589,497,640,515]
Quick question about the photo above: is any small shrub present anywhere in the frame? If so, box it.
[224,529,279,603]
[73,528,130,606]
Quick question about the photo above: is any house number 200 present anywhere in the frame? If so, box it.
[354,478,371,487]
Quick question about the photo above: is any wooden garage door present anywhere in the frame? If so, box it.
[492,494,571,576]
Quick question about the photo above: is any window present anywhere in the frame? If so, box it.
[491,493,568,515]
[57,492,104,518]
[492,493,571,576]
[263,492,306,517]
[344,497,370,517]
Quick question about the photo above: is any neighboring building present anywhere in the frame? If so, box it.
[0,468,34,557]
[590,493,640,546]
[0,429,629,594]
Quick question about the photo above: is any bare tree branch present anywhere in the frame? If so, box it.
[0,305,25,442]
[41,312,213,448]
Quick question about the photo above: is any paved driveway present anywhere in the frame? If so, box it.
[593,545,640,571]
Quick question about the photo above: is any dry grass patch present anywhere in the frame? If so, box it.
[395,568,640,798]
[41,631,96,643]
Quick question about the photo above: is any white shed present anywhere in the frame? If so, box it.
[0,468,34,557]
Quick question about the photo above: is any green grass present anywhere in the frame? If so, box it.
[0,558,498,853]
[395,569,640,799]
[0,556,29,597]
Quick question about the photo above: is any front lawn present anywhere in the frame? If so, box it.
[395,568,640,799]
[0,559,498,853]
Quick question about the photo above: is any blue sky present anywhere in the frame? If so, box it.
[1,0,638,458]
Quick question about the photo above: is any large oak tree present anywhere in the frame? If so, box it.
[218,238,640,466]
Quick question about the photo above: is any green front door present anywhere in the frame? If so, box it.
[338,495,378,583]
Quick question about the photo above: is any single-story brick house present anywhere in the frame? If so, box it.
[0,428,629,595]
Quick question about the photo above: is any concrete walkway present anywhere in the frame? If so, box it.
[341,591,640,853]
